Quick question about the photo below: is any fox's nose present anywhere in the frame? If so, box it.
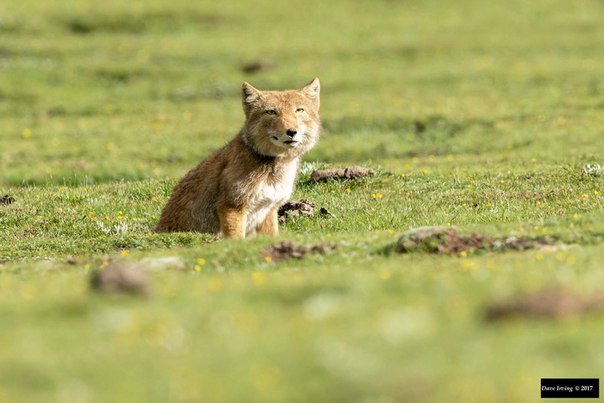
[286,129,297,137]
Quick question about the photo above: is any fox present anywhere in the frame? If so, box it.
[155,78,321,239]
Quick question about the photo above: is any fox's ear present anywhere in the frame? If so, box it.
[301,78,320,109]
[301,77,320,99]
[242,82,262,104]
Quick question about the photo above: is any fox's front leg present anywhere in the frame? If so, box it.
[256,208,279,236]
[217,205,247,239]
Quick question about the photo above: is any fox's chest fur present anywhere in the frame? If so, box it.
[245,161,298,236]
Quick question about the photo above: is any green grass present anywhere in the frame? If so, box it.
[1,0,604,402]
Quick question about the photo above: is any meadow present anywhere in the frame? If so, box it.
[1,0,604,401]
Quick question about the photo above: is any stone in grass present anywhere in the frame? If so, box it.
[309,166,375,182]
[90,262,151,297]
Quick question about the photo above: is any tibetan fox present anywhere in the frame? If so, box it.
[155,78,321,239]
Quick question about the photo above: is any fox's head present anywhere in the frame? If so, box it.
[241,78,321,158]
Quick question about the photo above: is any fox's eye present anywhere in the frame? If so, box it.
[265,109,277,115]
[296,108,305,113]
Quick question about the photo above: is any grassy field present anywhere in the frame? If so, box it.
[1,0,604,402]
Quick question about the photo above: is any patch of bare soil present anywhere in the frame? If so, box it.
[262,241,336,263]
[485,290,604,321]
[392,226,561,255]
[90,263,151,297]
[278,199,315,223]
[0,195,15,205]
[241,60,274,74]
[310,166,375,182]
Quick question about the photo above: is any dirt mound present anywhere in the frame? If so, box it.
[393,226,494,254]
[391,226,560,255]
[486,290,604,321]
[0,195,15,205]
[90,263,151,297]
[262,241,336,262]
[278,200,337,223]
[310,166,375,182]
[278,199,315,223]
